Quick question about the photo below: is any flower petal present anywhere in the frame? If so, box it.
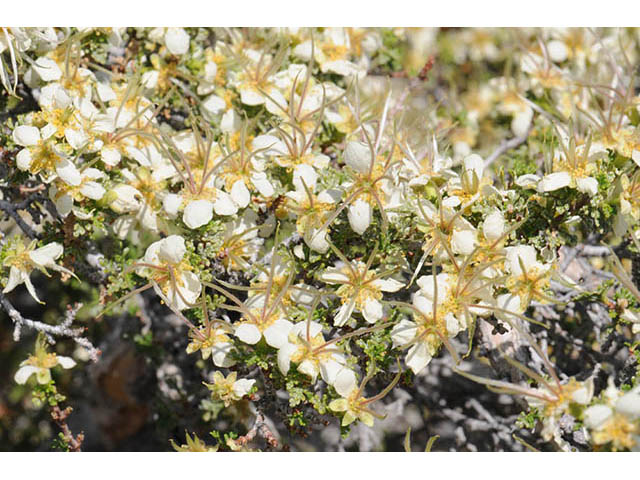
[406,342,432,374]
[235,323,262,345]
[333,368,357,397]
[184,199,214,228]
[348,198,372,235]
[263,319,294,349]
[13,125,40,146]
[538,171,571,192]
[14,365,39,385]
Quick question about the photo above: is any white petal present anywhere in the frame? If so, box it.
[391,319,418,347]
[41,123,57,140]
[511,110,533,137]
[451,228,478,256]
[319,358,343,385]
[13,125,40,146]
[348,198,372,235]
[163,193,183,218]
[57,356,77,369]
[265,89,287,115]
[16,149,33,171]
[164,28,190,55]
[250,172,275,197]
[547,40,568,63]
[538,171,572,192]
[202,94,226,115]
[293,41,312,61]
[298,359,319,381]
[64,128,88,150]
[318,268,349,284]
[583,404,613,429]
[495,293,522,321]
[515,174,541,189]
[305,228,330,254]
[33,57,62,81]
[416,273,449,303]
[333,368,357,397]
[230,180,251,209]
[96,82,116,102]
[183,199,214,228]
[3,266,27,293]
[293,164,318,192]
[211,342,235,368]
[571,380,594,405]
[14,365,39,384]
[235,323,262,345]
[141,70,159,89]
[505,245,538,276]
[158,235,186,264]
[371,278,405,292]
[413,295,434,317]
[362,298,383,324]
[277,343,297,375]
[55,159,82,186]
[463,153,484,179]
[483,210,505,242]
[163,271,201,310]
[232,378,255,397]
[221,109,241,133]
[110,184,141,212]
[263,319,294,349]
[252,135,287,156]
[576,177,598,196]
[79,181,105,200]
[406,343,432,374]
[213,192,239,216]
[615,391,640,419]
[344,141,372,174]
[445,313,462,336]
[334,299,356,326]
[29,242,63,266]
[240,88,264,106]
[24,276,43,304]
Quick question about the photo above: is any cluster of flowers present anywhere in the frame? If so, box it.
[2,27,640,451]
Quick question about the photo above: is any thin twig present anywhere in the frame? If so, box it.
[51,405,84,452]
[0,294,100,361]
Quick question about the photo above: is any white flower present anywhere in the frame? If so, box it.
[232,294,293,349]
[319,261,404,326]
[505,245,545,277]
[277,321,347,385]
[186,327,235,368]
[584,386,640,451]
[49,168,105,217]
[538,144,600,196]
[15,353,76,384]
[286,165,340,253]
[13,124,81,186]
[137,235,202,310]
[2,240,73,304]
[205,371,255,407]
